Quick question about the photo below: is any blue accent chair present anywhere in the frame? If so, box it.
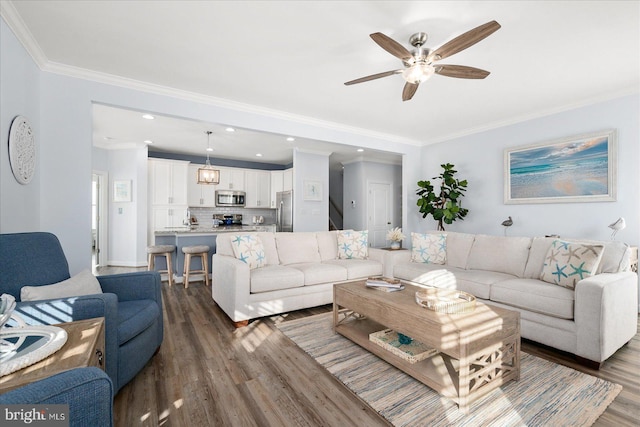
[0,232,163,393]
[0,367,114,427]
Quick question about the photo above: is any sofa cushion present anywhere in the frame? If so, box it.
[323,259,383,279]
[317,231,339,261]
[523,237,554,279]
[564,238,630,274]
[337,230,369,259]
[230,234,266,269]
[393,263,513,299]
[427,231,475,269]
[20,270,103,301]
[289,263,347,286]
[117,299,160,345]
[539,239,604,289]
[491,278,575,319]
[467,234,532,277]
[276,233,321,265]
[250,265,304,293]
[411,232,446,264]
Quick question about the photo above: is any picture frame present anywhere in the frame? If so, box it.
[113,180,132,202]
[303,180,323,201]
[504,129,616,204]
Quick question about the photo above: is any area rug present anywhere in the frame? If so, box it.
[276,313,621,427]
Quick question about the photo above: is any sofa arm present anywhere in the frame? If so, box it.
[212,254,251,322]
[98,271,161,303]
[0,367,114,427]
[575,271,638,362]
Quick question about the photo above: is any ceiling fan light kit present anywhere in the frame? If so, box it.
[345,20,501,101]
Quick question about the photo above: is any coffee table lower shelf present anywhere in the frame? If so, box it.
[334,311,519,413]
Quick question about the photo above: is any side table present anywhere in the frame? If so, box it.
[0,317,105,393]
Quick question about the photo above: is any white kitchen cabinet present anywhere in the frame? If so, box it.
[217,167,245,191]
[283,168,293,191]
[149,159,189,205]
[151,207,190,230]
[187,164,216,207]
[245,170,271,208]
[270,171,284,208]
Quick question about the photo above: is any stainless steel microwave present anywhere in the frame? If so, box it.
[215,190,246,207]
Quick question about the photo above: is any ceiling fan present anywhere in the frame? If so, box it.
[345,20,501,101]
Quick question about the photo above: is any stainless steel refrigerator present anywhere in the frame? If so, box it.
[276,190,293,232]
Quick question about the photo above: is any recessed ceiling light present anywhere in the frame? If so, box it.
[142,114,155,120]
[286,137,295,142]
[144,140,153,144]
[357,148,364,152]
[256,153,263,157]
[103,136,114,140]
[225,127,235,132]
[206,147,214,152]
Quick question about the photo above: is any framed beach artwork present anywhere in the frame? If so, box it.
[303,180,323,201]
[504,129,616,204]
[113,180,132,202]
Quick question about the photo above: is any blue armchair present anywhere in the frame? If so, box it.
[0,232,163,393]
[0,367,113,427]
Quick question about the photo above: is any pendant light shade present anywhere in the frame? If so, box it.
[197,131,220,184]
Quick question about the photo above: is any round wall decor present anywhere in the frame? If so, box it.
[8,115,36,185]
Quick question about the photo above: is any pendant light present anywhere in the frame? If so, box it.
[197,131,220,184]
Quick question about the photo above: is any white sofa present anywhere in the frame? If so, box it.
[212,231,384,326]
[386,231,638,366]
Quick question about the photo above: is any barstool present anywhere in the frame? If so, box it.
[146,244,176,287]
[182,245,210,289]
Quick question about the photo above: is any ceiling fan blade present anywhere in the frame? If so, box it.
[435,64,490,79]
[370,32,413,61]
[344,69,403,85]
[402,82,419,101]
[430,20,501,61]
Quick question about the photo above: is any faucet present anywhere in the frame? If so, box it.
[183,209,191,226]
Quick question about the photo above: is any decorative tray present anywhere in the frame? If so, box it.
[369,329,438,364]
[415,288,476,314]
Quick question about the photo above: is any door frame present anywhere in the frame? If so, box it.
[92,170,109,269]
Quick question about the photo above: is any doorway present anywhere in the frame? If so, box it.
[92,171,108,271]
[367,181,392,248]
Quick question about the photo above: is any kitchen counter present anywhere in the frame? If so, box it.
[155,225,275,236]
[153,224,276,284]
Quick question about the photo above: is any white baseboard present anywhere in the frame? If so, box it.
[108,260,147,267]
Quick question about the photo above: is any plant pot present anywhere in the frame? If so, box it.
[390,241,401,250]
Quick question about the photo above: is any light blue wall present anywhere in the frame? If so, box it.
[292,150,329,232]
[0,18,41,232]
[420,95,640,248]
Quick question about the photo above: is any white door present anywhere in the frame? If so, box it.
[91,171,108,270]
[367,182,391,248]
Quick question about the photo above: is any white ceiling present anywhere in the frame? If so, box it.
[3,1,639,166]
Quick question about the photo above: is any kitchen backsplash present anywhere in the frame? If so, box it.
[190,207,276,226]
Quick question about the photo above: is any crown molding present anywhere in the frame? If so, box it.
[1,1,48,68]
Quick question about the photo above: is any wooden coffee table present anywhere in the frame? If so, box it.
[333,280,520,413]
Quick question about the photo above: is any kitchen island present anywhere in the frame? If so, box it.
[154,225,276,284]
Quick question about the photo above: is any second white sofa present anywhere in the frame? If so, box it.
[212,231,384,326]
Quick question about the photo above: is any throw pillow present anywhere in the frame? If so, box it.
[230,234,267,269]
[539,239,604,289]
[337,230,369,259]
[20,269,103,301]
[411,232,447,264]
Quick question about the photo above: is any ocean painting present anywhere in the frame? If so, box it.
[505,130,616,204]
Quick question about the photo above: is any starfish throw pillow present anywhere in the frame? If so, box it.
[539,239,604,289]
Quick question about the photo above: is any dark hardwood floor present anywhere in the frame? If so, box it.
[102,267,640,426]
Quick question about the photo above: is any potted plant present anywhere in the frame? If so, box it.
[386,227,405,250]
[416,163,469,231]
